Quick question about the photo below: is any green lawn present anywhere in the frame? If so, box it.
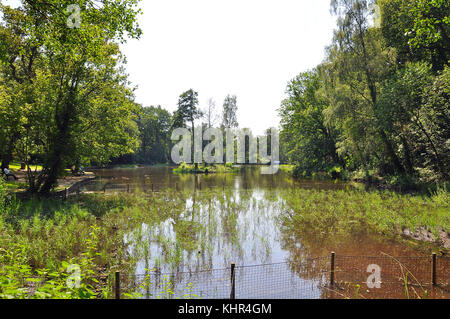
[9,161,43,172]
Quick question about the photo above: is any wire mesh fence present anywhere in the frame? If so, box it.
[12,254,447,299]
[234,260,329,299]
[328,255,449,299]
[124,268,232,299]
[116,254,449,299]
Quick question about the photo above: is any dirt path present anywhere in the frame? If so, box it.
[7,169,96,193]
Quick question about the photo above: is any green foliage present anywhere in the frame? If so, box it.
[281,0,449,185]
[408,0,449,66]
[279,70,340,173]
[222,95,239,128]
[134,105,172,164]
[172,89,201,130]
[0,1,142,194]
[377,62,449,179]
[173,162,240,174]
[0,228,100,299]
[379,0,449,71]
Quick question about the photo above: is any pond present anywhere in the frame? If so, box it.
[81,166,444,299]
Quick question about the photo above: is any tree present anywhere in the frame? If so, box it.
[377,62,449,179]
[0,3,44,170]
[173,89,201,130]
[202,98,219,128]
[277,0,448,183]
[279,70,340,174]
[221,94,238,128]
[135,105,172,164]
[173,89,202,167]
[378,0,450,72]
[328,0,406,174]
[408,0,449,71]
[0,1,143,194]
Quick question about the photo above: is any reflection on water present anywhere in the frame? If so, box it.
[84,165,348,193]
[82,166,444,298]
[124,189,288,274]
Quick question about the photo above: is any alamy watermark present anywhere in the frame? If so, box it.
[366,264,382,289]
[66,264,81,289]
[171,127,280,175]
[66,4,81,29]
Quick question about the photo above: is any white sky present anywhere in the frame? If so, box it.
[121,0,337,134]
[3,0,337,135]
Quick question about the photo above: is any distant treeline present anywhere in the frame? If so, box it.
[110,90,241,166]
[279,0,449,184]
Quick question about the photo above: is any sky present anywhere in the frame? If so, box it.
[121,0,337,134]
[3,0,338,135]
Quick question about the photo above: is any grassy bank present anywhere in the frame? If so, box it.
[279,187,450,249]
[8,162,43,172]
[283,162,450,194]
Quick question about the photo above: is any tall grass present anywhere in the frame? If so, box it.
[0,181,250,298]
[279,187,449,243]
[1,177,448,298]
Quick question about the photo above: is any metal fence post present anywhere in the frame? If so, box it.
[115,271,121,299]
[230,263,236,299]
[432,253,437,286]
[330,252,335,286]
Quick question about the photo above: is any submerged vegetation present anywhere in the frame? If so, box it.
[0,178,180,298]
[0,179,273,298]
[280,186,450,247]
[1,172,449,298]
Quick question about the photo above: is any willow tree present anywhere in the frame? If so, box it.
[326,0,405,174]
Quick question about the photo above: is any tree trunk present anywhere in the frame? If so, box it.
[1,133,19,170]
[357,20,406,175]
[1,152,13,171]
[39,156,62,195]
[401,135,414,175]
[38,93,76,195]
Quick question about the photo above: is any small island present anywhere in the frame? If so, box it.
[173,162,240,174]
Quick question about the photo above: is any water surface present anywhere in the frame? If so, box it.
[82,166,444,298]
